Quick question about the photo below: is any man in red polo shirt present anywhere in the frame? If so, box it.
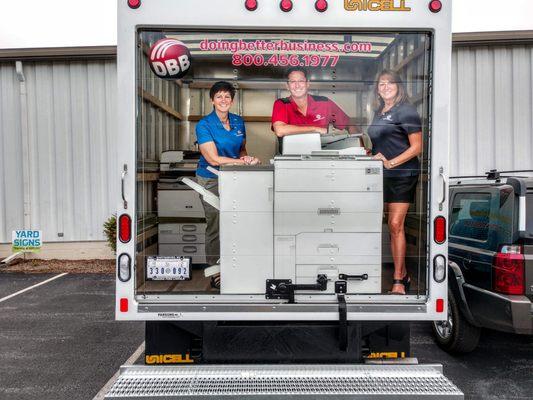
[271,67,359,147]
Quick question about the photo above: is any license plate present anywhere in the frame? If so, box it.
[146,256,191,281]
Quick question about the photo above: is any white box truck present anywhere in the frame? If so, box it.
[108,0,462,398]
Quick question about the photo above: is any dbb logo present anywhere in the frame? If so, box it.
[149,39,192,80]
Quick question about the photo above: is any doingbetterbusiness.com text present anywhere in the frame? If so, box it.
[199,39,373,54]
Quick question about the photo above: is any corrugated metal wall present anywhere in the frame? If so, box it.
[0,63,23,243]
[0,60,117,243]
[1,42,532,243]
[451,45,533,176]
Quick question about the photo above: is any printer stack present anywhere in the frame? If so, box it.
[157,151,207,265]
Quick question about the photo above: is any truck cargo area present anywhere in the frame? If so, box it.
[130,29,435,308]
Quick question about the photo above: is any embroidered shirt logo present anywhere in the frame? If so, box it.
[382,115,393,122]
[313,114,326,122]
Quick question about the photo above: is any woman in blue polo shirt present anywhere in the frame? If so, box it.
[196,81,259,288]
[367,70,423,295]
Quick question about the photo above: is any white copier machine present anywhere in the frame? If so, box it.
[184,133,383,298]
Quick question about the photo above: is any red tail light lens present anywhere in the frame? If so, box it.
[315,0,328,12]
[429,0,442,13]
[127,0,141,9]
[120,298,129,312]
[434,216,446,244]
[493,245,525,295]
[280,0,293,12]
[245,0,258,11]
[119,214,132,243]
[436,298,444,313]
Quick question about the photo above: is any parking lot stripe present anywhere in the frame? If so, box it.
[92,341,145,400]
[0,273,68,304]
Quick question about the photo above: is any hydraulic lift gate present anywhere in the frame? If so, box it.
[105,364,463,399]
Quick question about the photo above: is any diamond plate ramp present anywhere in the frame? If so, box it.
[105,364,463,399]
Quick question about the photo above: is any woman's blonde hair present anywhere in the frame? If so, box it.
[372,69,409,112]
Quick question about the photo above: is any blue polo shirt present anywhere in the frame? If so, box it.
[195,111,246,178]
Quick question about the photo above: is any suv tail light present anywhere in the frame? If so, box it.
[492,245,525,295]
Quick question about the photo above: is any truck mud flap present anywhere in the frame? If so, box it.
[105,364,463,399]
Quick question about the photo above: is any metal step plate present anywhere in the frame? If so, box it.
[105,364,463,399]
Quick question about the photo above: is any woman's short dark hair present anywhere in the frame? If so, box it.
[286,66,308,80]
[209,81,236,100]
[372,69,409,112]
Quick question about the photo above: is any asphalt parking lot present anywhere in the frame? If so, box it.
[0,272,531,400]
[411,322,533,399]
[0,273,143,400]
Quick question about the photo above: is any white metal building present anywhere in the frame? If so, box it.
[451,33,533,174]
[1,31,533,259]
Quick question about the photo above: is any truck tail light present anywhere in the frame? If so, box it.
[245,0,258,11]
[433,255,446,283]
[120,298,129,312]
[315,0,328,12]
[429,0,442,13]
[436,298,444,313]
[280,0,293,12]
[118,253,132,282]
[492,245,525,295]
[119,214,132,243]
[127,0,141,9]
[434,216,446,244]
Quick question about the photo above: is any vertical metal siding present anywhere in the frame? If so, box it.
[451,45,533,176]
[0,60,117,243]
[0,64,24,243]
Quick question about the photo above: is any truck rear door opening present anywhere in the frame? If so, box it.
[122,29,443,320]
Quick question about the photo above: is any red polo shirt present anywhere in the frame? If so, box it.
[271,94,351,131]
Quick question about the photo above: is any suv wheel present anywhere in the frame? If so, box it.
[431,289,481,354]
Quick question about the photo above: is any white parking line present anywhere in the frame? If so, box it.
[0,273,68,304]
[92,341,146,400]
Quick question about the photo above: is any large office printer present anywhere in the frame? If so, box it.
[157,150,207,264]
[184,133,383,296]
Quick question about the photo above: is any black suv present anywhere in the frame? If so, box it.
[432,170,533,353]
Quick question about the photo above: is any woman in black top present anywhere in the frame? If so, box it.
[367,70,422,295]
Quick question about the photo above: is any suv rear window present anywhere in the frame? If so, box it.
[450,193,491,241]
